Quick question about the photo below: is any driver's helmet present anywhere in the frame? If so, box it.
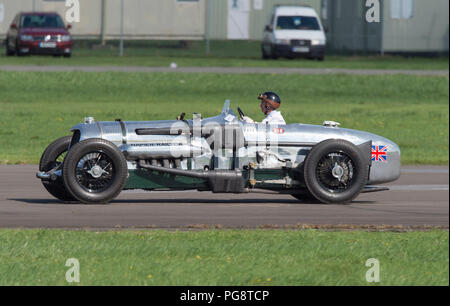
[258,92,281,109]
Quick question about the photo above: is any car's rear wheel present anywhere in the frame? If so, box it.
[39,136,77,202]
[63,138,128,204]
[303,139,368,204]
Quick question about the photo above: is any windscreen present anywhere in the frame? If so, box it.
[276,16,320,31]
[21,14,65,28]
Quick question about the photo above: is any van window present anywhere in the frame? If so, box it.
[276,16,320,30]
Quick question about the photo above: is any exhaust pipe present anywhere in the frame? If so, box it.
[245,188,296,195]
[138,160,245,193]
[139,160,208,178]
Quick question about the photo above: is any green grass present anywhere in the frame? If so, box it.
[1,40,449,70]
[0,71,448,165]
[0,229,447,286]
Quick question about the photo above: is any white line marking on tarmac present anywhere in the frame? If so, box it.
[401,169,449,174]
[390,184,449,191]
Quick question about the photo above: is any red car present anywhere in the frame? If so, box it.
[5,12,72,57]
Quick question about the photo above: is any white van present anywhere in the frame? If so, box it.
[262,5,326,60]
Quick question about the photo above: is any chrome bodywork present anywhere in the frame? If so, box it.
[67,102,400,186]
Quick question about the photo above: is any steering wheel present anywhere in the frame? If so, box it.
[237,107,245,120]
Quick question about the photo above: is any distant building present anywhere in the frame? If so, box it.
[1,0,448,54]
[324,0,449,54]
[0,0,206,40]
[208,0,449,54]
[207,0,322,40]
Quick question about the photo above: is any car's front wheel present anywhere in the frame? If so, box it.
[5,39,15,56]
[39,136,77,202]
[15,40,26,56]
[63,138,128,204]
[303,139,369,204]
[270,44,279,59]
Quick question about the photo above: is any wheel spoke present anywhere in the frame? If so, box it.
[75,151,115,193]
[316,151,355,193]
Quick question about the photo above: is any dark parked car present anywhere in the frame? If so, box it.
[5,12,72,57]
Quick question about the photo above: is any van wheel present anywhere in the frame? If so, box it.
[262,44,270,59]
[303,139,368,204]
[63,138,128,204]
[270,45,279,59]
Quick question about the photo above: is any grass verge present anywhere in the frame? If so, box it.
[0,71,448,165]
[0,229,447,286]
[1,40,449,70]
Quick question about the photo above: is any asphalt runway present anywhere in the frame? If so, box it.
[0,65,448,76]
[0,165,447,229]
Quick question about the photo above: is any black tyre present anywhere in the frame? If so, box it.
[270,45,279,59]
[63,138,128,204]
[16,40,25,56]
[39,136,77,202]
[261,44,269,59]
[5,39,15,56]
[303,139,368,204]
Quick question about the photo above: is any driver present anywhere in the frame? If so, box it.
[242,92,286,125]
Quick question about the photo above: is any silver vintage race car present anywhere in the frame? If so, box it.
[37,101,400,204]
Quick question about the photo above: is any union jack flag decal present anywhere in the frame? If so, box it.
[371,145,388,162]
